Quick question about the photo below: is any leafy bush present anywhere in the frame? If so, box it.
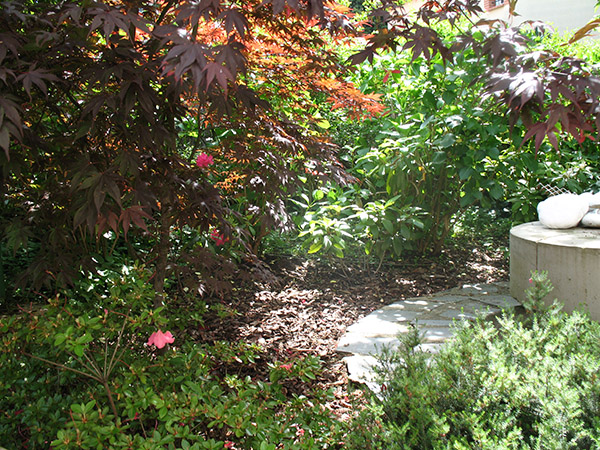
[347,275,600,449]
[0,266,342,449]
[295,35,515,258]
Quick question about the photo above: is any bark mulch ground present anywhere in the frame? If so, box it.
[194,239,509,419]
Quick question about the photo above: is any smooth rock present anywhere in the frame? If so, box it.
[581,209,600,228]
[537,193,589,229]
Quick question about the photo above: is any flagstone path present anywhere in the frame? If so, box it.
[336,281,520,391]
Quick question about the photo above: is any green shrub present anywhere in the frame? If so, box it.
[347,276,600,449]
[0,265,342,449]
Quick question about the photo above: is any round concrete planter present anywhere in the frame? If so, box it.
[510,221,600,320]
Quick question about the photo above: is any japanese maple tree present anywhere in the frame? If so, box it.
[0,0,381,305]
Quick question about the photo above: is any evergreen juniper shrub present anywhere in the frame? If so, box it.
[346,274,600,449]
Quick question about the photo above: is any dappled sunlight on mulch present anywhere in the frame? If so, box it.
[194,241,508,418]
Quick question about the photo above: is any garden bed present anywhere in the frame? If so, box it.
[193,240,508,419]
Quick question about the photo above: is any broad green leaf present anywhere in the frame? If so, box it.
[423,90,436,108]
[54,334,66,346]
[400,225,411,239]
[460,192,476,207]
[384,194,403,208]
[159,406,168,419]
[393,238,403,255]
[459,167,473,180]
[312,190,324,201]
[488,147,500,160]
[438,133,456,148]
[432,151,447,165]
[489,184,503,200]
[316,119,330,129]
[85,400,96,413]
[382,218,394,234]
[308,242,323,254]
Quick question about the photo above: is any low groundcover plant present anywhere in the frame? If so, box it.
[0,265,342,449]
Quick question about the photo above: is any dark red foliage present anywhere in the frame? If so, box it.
[0,0,374,301]
[1,0,599,303]
[352,1,600,150]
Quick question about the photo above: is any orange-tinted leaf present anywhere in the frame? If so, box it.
[568,18,600,44]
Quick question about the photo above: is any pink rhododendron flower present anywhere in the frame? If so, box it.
[224,441,235,449]
[147,330,174,349]
[210,229,229,246]
[280,363,293,372]
[196,153,214,168]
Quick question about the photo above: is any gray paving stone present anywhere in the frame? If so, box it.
[415,318,455,327]
[337,282,521,389]
[337,335,400,355]
[438,308,479,320]
[345,316,411,337]
[369,307,422,322]
[428,294,471,303]
[454,284,500,296]
[453,299,501,316]
[343,354,380,383]
[422,327,454,343]
[476,294,521,309]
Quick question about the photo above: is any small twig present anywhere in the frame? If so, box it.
[81,351,102,378]
[107,317,128,376]
[103,338,109,379]
[25,352,102,383]
[70,353,99,378]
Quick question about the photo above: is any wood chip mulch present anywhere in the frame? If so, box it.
[192,240,509,419]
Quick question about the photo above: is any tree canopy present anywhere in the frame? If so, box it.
[1,0,599,301]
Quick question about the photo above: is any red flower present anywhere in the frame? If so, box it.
[210,229,229,246]
[196,153,214,168]
[224,441,235,449]
[280,363,293,372]
[147,330,174,349]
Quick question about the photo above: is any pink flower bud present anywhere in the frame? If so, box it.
[280,363,293,372]
[196,153,214,168]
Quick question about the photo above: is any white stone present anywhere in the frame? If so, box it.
[537,193,589,229]
[345,315,411,336]
[581,209,600,228]
[583,192,600,208]
[343,354,380,384]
